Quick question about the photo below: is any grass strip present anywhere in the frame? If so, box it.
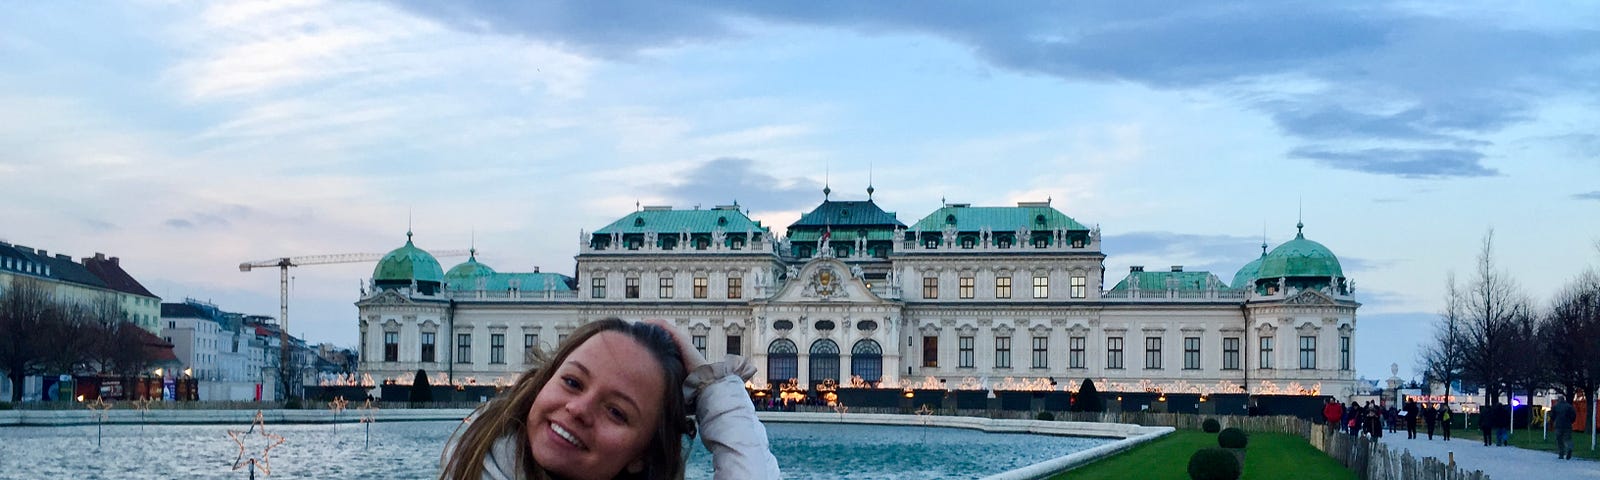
[1053,430,1357,480]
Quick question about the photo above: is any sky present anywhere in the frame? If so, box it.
[2,1,1597,383]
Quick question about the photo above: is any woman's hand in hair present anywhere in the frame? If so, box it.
[643,318,709,372]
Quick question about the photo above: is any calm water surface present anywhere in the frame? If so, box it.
[0,420,1110,479]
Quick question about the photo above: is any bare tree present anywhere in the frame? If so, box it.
[0,277,57,401]
[1451,230,1536,406]
[1542,269,1600,411]
[1417,272,1465,400]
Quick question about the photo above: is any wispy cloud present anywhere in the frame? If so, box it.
[654,157,822,212]
[1290,147,1498,178]
[390,0,1600,180]
[1574,191,1600,201]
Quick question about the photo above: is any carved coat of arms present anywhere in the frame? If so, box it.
[803,266,848,300]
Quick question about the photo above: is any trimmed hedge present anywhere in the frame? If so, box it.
[1186,447,1242,480]
[1202,418,1221,433]
[1218,427,1249,449]
[1036,411,1056,421]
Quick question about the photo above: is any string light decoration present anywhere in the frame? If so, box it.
[87,397,112,447]
[328,396,349,430]
[226,410,286,478]
[915,404,933,426]
[357,399,380,448]
[131,396,154,433]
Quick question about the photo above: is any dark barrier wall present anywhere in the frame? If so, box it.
[377,384,503,403]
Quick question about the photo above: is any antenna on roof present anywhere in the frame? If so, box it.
[1296,197,1305,237]
[1261,221,1268,255]
[470,228,477,258]
[407,208,414,241]
[635,199,641,212]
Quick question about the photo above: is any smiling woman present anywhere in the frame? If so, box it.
[440,318,779,480]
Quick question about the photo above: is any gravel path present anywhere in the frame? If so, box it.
[1377,432,1600,479]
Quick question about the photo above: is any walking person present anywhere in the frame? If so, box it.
[1440,404,1453,441]
[1387,405,1399,434]
[1550,396,1577,459]
[1423,403,1437,440]
[1493,402,1511,446]
[1323,398,1345,429]
[1403,399,1419,439]
[1479,403,1495,446]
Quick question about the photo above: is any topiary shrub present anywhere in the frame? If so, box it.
[1218,427,1249,449]
[1036,411,1056,421]
[1187,447,1241,480]
[1073,378,1105,412]
[1202,418,1221,433]
[0,402,12,410]
[409,369,433,406]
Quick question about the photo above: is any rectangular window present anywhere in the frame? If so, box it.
[725,335,741,356]
[1070,275,1087,299]
[456,334,472,364]
[1259,337,1275,369]
[1033,275,1049,298]
[591,277,606,298]
[1107,337,1124,369]
[1145,336,1163,369]
[490,334,505,364]
[727,276,743,299]
[524,334,537,356]
[421,332,436,363]
[922,336,939,367]
[1300,336,1317,369]
[659,277,674,298]
[1183,337,1201,370]
[1069,336,1086,368]
[692,335,707,357]
[693,277,708,299]
[1339,336,1350,370]
[1032,336,1049,368]
[625,277,639,298]
[384,332,399,362]
[958,336,975,368]
[995,336,1012,369]
[923,277,939,299]
[959,276,974,299]
[995,277,1012,299]
[1223,337,1240,370]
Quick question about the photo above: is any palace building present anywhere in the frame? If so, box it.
[355,190,1358,398]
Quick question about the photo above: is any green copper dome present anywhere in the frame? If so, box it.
[1256,223,1343,279]
[373,231,445,284]
[1233,255,1265,289]
[444,250,496,286]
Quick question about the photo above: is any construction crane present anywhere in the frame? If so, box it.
[238,248,470,399]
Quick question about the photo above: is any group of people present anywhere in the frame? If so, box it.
[1321,398,1456,441]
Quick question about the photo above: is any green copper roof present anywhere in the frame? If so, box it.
[446,271,574,292]
[790,200,905,228]
[789,228,899,242]
[444,251,496,281]
[1257,224,1343,279]
[373,232,445,283]
[594,207,768,235]
[1232,255,1265,289]
[908,205,1088,232]
[1109,270,1230,292]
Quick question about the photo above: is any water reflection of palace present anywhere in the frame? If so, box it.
[354,188,1358,400]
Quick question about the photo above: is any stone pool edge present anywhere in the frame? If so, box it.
[0,408,477,426]
[755,412,1175,480]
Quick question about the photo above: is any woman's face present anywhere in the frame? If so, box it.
[527,331,667,480]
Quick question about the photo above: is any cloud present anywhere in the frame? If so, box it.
[387,0,1600,180]
[655,157,821,212]
[1290,147,1499,178]
[1574,191,1600,201]
[1101,231,1267,279]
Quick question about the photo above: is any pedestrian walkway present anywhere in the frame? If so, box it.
[1378,433,1600,479]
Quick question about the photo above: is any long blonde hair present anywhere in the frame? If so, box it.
[440,318,691,480]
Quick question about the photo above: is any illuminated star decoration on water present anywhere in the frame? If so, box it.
[328,396,349,415]
[86,397,113,422]
[832,402,848,419]
[914,404,933,425]
[357,399,379,423]
[227,410,286,475]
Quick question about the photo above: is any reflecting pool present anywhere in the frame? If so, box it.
[0,420,1111,479]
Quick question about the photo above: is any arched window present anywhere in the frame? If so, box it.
[851,339,883,384]
[767,339,798,386]
[809,339,840,389]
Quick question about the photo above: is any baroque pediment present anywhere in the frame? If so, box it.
[766,258,889,305]
[1283,289,1336,306]
[357,290,413,307]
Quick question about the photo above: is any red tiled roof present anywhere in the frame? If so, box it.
[82,254,157,298]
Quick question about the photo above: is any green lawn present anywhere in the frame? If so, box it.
[1450,426,1600,461]
[1054,430,1357,480]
